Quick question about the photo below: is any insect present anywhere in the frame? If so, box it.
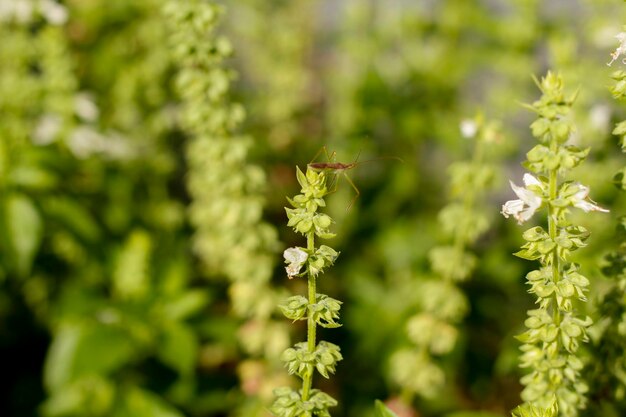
[307,146,402,210]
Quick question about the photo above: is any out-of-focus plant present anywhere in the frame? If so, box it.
[501,72,608,417]
[583,58,626,417]
[0,0,218,416]
[165,0,289,413]
[42,227,211,417]
[271,165,341,417]
[226,0,317,151]
[389,116,503,403]
[0,0,74,282]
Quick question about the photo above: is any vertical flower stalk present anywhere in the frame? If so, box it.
[388,116,502,400]
[583,62,626,414]
[165,0,287,408]
[502,72,608,417]
[271,167,342,417]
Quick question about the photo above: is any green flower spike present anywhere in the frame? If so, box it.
[271,166,342,417]
[502,72,608,417]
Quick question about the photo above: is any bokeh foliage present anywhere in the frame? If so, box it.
[2,1,626,417]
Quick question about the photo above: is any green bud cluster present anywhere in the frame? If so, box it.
[165,0,287,406]
[390,116,502,398]
[512,402,558,417]
[504,72,607,417]
[272,387,337,417]
[280,294,342,328]
[583,70,626,414]
[271,167,342,417]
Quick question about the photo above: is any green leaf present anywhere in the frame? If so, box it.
[513,249,540,261]
[156,322,198,376]
[4,193,43,276]
[41,375,115,417]
[112,386,185,417]
[113,230,152,300]
[162,290,210,321]
[10,165,58,190]
[44,322,136,391]
[42,197,101,243]
[374,400,400,417]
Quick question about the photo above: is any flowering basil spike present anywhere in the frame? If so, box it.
[505,72,608,417]
[272,166,342,417]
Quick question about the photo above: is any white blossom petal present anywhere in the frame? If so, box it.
[283,247,308,264]
[608,32,626,66]
[511,181,542,209]
[574,200,609,213]
[522,173,542,187]
[283,247,308,279]
[285,264,302,279]
[501,175,543,224]
[501,199,524,218]
[571,184,609,213]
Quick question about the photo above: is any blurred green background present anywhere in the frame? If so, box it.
[1,0,626,416]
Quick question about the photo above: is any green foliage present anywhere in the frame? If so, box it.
[5,2,626,417]
[583,57,626,417]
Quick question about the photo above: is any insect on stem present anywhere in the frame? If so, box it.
[307,146,402,210]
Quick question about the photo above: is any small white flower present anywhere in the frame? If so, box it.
[283,247,308,279]
[32,114,62,145]
[75,93,99,122]
[501,173,543,224]
[40,0,68,26]
[590,104,611,132]
[571,184,609,213]
[460,119,478,139]
[608,32,626,66]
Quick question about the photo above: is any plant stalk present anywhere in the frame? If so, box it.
[302,231,317,401]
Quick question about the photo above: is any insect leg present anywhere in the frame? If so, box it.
[323,146,336,163]
[343,172,360,210]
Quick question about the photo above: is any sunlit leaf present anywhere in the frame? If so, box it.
[44,322,136,390]
[374,400,400,417]
[4,193,43,276]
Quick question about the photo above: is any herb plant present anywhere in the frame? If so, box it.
[165,0,287,412]
[501,72,608,417]
[271,166,342,417]
[583,58,626,416]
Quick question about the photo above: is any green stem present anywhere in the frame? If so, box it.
[453,136,485,252]
[548,143,561,328]
[302,231,317,402]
